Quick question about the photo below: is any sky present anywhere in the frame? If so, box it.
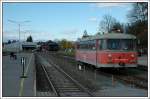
[3,2,133,42]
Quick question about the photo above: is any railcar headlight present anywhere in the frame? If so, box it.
[107,54,112,63]
[131,54,134,57]
[108,54,112,57]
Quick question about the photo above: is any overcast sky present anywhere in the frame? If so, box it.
[3,2,133,42]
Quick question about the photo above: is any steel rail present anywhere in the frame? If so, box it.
[39,59,59,96]
[47,58,94,97]
[37,54,94,96]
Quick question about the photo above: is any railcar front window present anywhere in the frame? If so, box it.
[107,39,136,50]
[121,39,136,50]
[107,39,121,50]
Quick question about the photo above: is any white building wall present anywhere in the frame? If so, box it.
[3,42,23,52]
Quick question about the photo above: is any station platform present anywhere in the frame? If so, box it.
[2,52,36,97]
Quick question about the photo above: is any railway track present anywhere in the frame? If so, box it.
[90,66,147,90]
[115,75,147,89]
[93,68,148,90]
[36,55,56,97]
[46,51,148,90]
[115,71,148,89]
[36,54,94,97]
[137,65,147,71]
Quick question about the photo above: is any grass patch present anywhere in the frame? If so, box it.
[58,49,75,57]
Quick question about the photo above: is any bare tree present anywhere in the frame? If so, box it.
[99,14,117,33]
[126,2,148,48]
[127,2,148,23]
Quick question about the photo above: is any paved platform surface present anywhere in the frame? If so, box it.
[138,55,148,66]
[2,52,36,97]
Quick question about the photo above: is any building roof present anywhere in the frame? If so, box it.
[3,42,37,52]
[22,42,37,46]
[79,33,136,41]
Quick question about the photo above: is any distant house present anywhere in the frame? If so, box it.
[22,42,37,51]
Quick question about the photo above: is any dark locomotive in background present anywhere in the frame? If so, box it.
[38,40,59,51]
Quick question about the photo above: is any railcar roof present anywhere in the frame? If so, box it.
[79,33,136,41]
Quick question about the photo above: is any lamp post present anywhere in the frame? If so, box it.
[8,20,30,52]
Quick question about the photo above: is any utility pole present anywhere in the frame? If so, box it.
[8,19,30,52]
[19,24,21,51]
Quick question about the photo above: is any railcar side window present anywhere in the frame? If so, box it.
[76,43,79,49]
[99,39,106,50]
[78,40,96,50]
[99,39,103,50]
[78,41,87,50]
[89,40,96,50]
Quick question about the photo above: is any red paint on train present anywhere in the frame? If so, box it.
[97,51,137,64]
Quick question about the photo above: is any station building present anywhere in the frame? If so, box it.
[3,42,37,52]
[22,42,37,51]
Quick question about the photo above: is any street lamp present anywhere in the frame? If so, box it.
[8,19,30,52]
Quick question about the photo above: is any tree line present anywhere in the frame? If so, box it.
[58,2,148,50]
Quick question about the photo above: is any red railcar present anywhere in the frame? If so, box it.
[75,33,137,68]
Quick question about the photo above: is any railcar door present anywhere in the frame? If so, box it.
[85,40,97,66]
[96,39,98,67]
[96,39,106,68]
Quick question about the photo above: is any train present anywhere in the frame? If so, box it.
[46,42,59,51]
[75,33,137,68]
[38,41,59,51]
